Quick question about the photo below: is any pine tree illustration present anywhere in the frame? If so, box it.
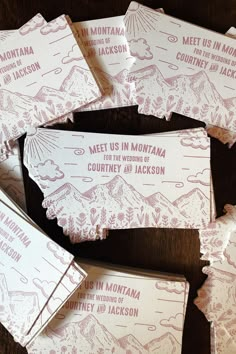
[108,214,116,227]
[12,125,19,138]
[175,97,184,113]
[200,103,209,119]
[100,207,107,225]
[143,97,151,114]
[162,215,169,227]
[145,213,150,227]
[23,112,33,125]
[126,207,134,224]
[2,123,11,140]
[68,216,75,234]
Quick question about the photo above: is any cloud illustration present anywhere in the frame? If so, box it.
[33,279,57,298]
[47,241,73,265]
[155,281,185,294]
[46,296,63,314]
[65,265,86,285]
[128,38,153,60]
[187,168,210,186]
[19,14,46,35]
[181,137,210,150]
[40,16,67,35]
[160,313,184,331]
[36,160,64,182]
[62,45,84,64]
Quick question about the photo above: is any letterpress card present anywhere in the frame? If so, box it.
[0,14,101,157]
[74,10,164,111]
[27,260,189,354]
[73,15,137,110]
[124,2,236,132]
[24,127,211,243]
[0,194,86,346]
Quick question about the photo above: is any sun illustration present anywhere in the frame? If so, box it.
[25,128,60,162]
[124,2,160,36]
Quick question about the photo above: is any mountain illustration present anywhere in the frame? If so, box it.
[43,182,91,210]
[224,97,236,111]
[0,65,99,145]
[42,175,209,240]
[36,86,70,102]
[81,67,136,111]
[167,70,227,110]
[173,188,210,226]
[131,65,170,94]
[28,314,182,353]
[147,191,188,222]
[79,314,122,351]
[60,66,99,99]
[144,332,181,354]
[83,175,150,209]
[0,273,40,338]
[0,89,41,113]
[95,67,130,85]
[132,64,236,129]
[119,334,149,353]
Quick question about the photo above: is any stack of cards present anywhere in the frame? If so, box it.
[24,127,212,243]
[0,188,87,347]
[123,2,236,139]
[73,14,137,110]
[206,26,236,148]
[27,259,189,354]
[0,13,101,158]
[199,204,236,263]
[195,228,236,354]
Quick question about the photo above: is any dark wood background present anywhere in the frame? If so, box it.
[1,0,236,353]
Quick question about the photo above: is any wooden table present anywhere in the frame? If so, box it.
[1,0,236,353]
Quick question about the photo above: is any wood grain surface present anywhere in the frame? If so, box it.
[1,1,236,353]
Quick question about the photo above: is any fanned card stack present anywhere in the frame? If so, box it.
[123,2,236,144]
[0,188,86,347]
[27,260,189,354]
[0,13,101,158]
[24,127,212,243]
[1,2,236,354]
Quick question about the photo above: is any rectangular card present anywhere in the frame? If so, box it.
[0,197,77,345]
[124,2,236,131]
[74,9,164,111]
[73,15,137,110]
[0,142,26,211]
[0,14,101,157]
[24,127,211,243]
[97,128,216,240]
[27,260,189,354]
[0,187,87,346]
